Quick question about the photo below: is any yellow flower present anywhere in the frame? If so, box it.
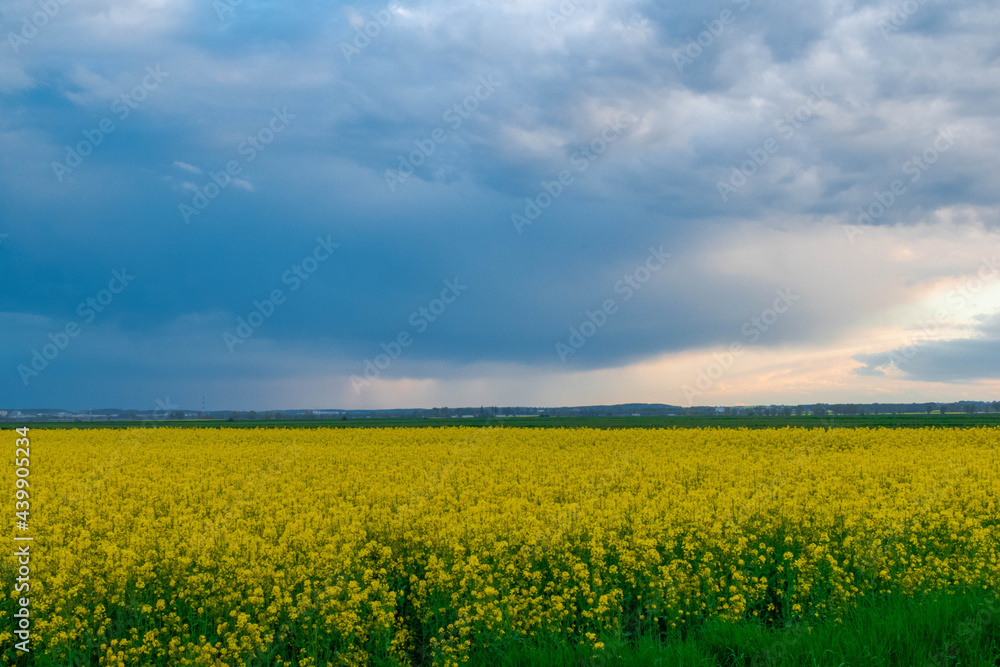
[14,425,999,664]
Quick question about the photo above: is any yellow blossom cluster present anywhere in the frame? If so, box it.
[2,426,998,665]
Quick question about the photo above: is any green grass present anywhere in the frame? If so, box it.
[481,589,1000,667]
[11,413,1000,431]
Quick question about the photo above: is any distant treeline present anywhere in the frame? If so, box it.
[8,401,999,423]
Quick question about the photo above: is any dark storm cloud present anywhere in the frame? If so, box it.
[2,0,1000,407]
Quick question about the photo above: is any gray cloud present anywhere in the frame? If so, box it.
[854,312,1000,382]
[3,0,1000,407]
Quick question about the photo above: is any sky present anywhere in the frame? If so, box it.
[2,0,1000,411]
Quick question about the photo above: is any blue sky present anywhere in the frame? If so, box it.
[2,0,1000,411]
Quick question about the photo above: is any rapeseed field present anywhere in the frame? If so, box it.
[3,426,998,666]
